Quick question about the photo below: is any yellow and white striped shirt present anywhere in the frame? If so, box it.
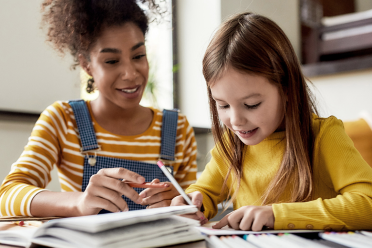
[0,101,197,216]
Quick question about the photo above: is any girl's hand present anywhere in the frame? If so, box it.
[139,179,178,208]
[76,168,145,215]
[171,191,208,225]
[212,206,274,231]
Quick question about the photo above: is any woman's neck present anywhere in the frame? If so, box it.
[90,97,153,136]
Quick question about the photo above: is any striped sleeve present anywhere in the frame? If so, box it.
[0,102,64,216]
[174,115,198,189]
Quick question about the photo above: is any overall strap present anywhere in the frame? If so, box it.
[69,100,99,152]
[160,109,179,161]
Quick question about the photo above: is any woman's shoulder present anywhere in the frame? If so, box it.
[40,100,77,123]
[150,107,191,127]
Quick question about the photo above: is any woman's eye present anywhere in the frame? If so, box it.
[245,102,261,109]
[105,60,118,64]
[133,54,146,60]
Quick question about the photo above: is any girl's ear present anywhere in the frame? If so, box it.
[78,54,92,77]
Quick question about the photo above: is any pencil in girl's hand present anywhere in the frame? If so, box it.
[157,161,193,205]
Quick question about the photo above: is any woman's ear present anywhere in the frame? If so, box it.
[78,54,92,77]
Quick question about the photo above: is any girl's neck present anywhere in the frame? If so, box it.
[90,97,153,136]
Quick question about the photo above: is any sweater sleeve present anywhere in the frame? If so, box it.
[272,116,372,230]
[174,115,197,189]
[0,102,64,216]
[185,147,228,220]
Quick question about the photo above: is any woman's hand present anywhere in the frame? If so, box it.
[139,179,179,208]
[171,191,208,225]
[212,206,274,231]
[76,167,145,215]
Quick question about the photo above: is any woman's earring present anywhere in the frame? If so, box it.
[86,78,95,93]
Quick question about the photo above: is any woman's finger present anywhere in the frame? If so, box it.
[85,183,128,211]
[97,167,145,184]
[141,187,178,205]
[139,182,171,198]
[79,192,124,213]
[89,173,143,204]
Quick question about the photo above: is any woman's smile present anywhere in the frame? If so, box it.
[116,85,142,99]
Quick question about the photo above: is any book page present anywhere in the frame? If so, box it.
[0,228,36,247]
[33,216,199,247]
[195,226,322,235]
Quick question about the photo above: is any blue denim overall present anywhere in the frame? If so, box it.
[69,100,178,212]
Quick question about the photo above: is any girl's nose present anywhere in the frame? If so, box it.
[230,108,246,127]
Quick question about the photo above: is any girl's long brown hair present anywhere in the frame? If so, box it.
[203,13,318,206]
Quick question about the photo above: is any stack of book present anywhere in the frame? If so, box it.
[0,205,204,248]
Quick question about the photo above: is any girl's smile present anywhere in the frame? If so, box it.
[236,127,259,139]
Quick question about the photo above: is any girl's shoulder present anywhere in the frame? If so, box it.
[312,114,345,140]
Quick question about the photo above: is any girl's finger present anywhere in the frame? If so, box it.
[239,211,254,231]
[146,200,172,209]
[251,214,267,232]
[228,211,243,230]
[170,195,188,206]
[212,213,229,229]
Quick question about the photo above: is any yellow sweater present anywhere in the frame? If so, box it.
[0,101,197,216]
[186,115,372,230]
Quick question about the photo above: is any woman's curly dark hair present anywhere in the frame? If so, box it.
[41,0,163,68]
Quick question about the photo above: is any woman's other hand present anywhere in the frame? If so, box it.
[76,167,145,215]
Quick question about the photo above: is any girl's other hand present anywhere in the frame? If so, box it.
[171,191,208,225]
[212,206,274,231]
[76,167,145,215]
[139,179,177,208]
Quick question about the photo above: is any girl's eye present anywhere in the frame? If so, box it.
[217,104,229,109]
[245,102,261,109]
[133,54,146,60]
[105,60,118,64]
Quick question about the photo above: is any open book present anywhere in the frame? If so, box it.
[0,205,204,248]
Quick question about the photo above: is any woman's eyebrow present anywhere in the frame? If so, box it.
[100,48,121,54]
[131,42,144,51]
[99,42,144,54]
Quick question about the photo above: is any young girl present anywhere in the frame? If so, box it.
[172,12,372,231]
[0,0,197,217]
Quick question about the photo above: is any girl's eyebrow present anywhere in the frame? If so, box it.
[213,93,261,102]
[99,42,145,54]
[242,93,261,99]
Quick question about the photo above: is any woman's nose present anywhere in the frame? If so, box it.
[121,62,137,81]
